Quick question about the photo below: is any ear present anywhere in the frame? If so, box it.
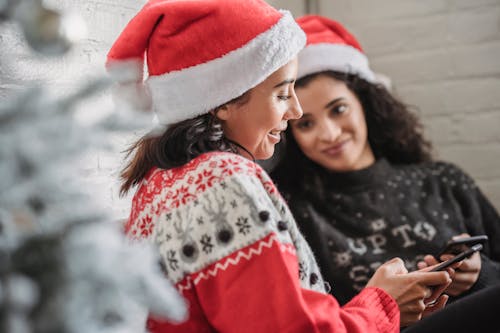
[213,104,232,121]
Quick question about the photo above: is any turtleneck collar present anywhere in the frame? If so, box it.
[318,158,392,193]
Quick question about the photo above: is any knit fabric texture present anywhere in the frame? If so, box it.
[126,152,400,332]
[276,158,500,305]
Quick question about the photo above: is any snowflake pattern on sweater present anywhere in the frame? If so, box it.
[275,159,500,305]
[126,152,325,293]
[125,152,400,333]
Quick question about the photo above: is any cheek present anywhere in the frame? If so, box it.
[358,118,369,141]
[270,104,286,122]
[351,113,368,138]
[252,101,281,127]
[293,131,315,153]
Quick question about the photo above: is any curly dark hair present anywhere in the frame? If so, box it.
[271,70,433,192]
[120,92,251,195]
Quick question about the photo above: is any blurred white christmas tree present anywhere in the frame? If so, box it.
[0,1,187,332]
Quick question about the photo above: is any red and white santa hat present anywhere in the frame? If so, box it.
[107,0,305,126]
[296,15,375,83]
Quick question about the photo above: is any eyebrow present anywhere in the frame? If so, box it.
[274,79,295,88]
[324,97,344,109]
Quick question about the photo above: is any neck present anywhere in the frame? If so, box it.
[238,148,255,161]
[226,139,256,162]
[353,144,376,170]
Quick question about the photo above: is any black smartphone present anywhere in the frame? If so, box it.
[430,244,483,272]
[434,235,488,260]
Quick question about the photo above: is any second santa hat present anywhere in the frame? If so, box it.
[107,0,305,126]
[296,15,375,83]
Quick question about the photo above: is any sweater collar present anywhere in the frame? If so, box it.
[320,158,391,192]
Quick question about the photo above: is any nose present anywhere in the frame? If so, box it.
[284,92,303,120]
[318,119,341,142]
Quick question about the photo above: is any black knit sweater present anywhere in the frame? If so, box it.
[275,159,500,305]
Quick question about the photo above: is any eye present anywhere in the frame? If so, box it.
[277,95,292,101]
[277,88,292,101]
[295,119,314,130]
[331,104,348,115]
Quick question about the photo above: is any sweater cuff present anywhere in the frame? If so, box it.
[348,287,400,332]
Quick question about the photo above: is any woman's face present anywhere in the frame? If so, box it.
[291,75,375,172]
[217,58,302,160]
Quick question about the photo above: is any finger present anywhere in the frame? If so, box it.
[425,294,448,310]
[424,294,449,315]
[457,259,472,271]
[421,286,432,299]
[423,255,439,266]
[449,272,478,285]
[383,257,408,274]
[424,257,460,273]
[426,274,452,303]
[416,270,452,302]
[427,280,450,303]
[457,252,481,272]
[438,254,464,269]
[442,260,462,270]
[446,283,470,296]
[440,254,455,261]
[445,267,456,280]
[417,263,440,273]
[445,273,479,296]
[452,233,470,240]
[417,261,428,269]
[416,265,452,282]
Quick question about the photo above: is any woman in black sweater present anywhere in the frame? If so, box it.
[271,15,500,310]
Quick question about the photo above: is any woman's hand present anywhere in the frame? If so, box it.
[418,234,482,296]
[418,252,481,296]
[366,258,452,327]
[421,293,449,318]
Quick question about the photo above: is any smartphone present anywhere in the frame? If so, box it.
[434,235,488,260]
[430,243,483,272]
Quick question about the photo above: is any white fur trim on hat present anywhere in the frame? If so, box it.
[298,43,376,83]
[147,11,305,126]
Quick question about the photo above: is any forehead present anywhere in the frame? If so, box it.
[299,75,346,92]
[297,77,351,102]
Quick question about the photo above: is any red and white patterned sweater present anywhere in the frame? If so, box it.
[126,152,399,332]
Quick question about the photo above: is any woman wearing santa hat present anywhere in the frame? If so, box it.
[271,14,500,330]
[107,2,453,332]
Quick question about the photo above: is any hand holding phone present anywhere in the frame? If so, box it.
[434,235,488,260]
[430,244,483,272]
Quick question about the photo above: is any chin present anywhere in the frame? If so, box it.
[323,160,354,172]
[255,149,274,161]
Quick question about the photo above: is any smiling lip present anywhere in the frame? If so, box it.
[322,140,349,156]
[268,131,282,144]
[268,125,287,144]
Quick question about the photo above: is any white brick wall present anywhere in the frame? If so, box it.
[1,0,145,90]
[269,0,500,211]
[2,1,499,216]
[0,0,145,220]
